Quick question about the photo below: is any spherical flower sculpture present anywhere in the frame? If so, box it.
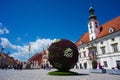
[48,39,79,72]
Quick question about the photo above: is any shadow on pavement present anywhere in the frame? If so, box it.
[77,73,89,76]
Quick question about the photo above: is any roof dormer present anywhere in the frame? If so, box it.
[79,41,82,45]
[109,27,114,33]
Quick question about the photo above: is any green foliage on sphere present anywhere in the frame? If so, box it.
[48,39,79,71]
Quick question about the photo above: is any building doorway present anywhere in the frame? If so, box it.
[116,60,120,69]
[84,62,87,69]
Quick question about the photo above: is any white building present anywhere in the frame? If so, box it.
[75,6,120,69]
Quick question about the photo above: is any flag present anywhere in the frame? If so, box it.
[88,51,93,60]
[88,51,92,57]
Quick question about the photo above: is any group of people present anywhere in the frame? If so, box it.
[14,62,23,70]
[0,62,23,70]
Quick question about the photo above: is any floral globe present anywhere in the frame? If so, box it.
[48,39,79,71]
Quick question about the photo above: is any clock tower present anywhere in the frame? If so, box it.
[88,6,100,41]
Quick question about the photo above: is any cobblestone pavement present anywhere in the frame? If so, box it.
[0,69,120,80]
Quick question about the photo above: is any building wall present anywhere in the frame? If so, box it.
[77,31,120,69]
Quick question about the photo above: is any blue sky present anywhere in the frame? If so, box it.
[0,0,120,61]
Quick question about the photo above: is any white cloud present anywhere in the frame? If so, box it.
[0,37,56,61]
[0,23,9,35]
[30,39,56,54]
[0,38,14,48]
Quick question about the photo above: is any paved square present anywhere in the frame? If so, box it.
[0,69,120,80]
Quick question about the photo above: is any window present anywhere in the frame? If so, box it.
[92,50,96,56]
[91,37,93,40]
[96,25,98,28]
[101,47,106,54]
[91,30,93,33]
[83,51,86,57]
[111,44,118,52]
[89,22,92,29]
[95,22,98,28]
[95,22,97,25]
[90,25,92,29]
[103,61,108,67]
[111,38,115,41]
[101,41,103,44]
[78,48,80,51]
[79,53,81,58]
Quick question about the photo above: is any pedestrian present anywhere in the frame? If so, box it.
[98,62,103,69]
[20,62,23,70]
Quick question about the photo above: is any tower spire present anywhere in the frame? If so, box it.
[88,1,100,41]
[88,1,96,20]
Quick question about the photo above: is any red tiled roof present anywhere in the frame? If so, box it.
[97,16,120,38]
[29,50,47,64]
[29,53,42,61]
[75,16,120,46]
[75,33,89,46]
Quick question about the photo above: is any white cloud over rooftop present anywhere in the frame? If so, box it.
[0,37,56,61]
